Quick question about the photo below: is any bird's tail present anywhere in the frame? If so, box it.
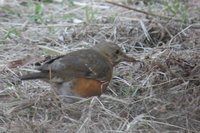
[20,72,48,80]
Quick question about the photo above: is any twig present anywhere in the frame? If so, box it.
[105,1,181,21]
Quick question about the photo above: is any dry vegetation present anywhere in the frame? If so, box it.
[0,0,200,132]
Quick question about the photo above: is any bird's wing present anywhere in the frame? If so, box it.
[38,50,112,82]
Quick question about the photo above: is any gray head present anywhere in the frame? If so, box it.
[93,41,138,66]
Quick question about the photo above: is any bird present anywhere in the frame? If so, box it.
[20,41,139,103]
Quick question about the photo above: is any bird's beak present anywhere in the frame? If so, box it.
[120,53,140,62]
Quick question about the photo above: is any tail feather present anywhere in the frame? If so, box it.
[20,72,48,80]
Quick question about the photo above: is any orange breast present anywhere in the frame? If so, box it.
[72,78,110,97]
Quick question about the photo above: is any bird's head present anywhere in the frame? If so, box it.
[93,41,139,66]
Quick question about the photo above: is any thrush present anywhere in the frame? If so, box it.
[20,41,139,103]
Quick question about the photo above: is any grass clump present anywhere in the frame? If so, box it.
[162,0,189,23]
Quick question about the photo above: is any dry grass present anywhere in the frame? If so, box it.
[0,0,200,132]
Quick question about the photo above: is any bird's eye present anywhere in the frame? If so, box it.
[115,50,120,54]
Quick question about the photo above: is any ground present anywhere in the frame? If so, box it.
[0,0,200,132]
